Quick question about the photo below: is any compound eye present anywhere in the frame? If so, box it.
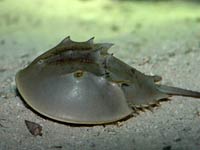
[73,70,84,78]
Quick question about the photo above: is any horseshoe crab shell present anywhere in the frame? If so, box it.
[16,36,200,125]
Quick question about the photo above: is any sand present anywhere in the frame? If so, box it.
[0,0,200,149]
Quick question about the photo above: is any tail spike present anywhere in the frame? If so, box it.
[157,85,200,98]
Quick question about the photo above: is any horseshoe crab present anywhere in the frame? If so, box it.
[16,36,200,124]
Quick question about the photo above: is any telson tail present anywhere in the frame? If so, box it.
[156,85,200,98]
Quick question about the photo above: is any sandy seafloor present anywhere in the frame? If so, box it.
[0,0,200,150]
